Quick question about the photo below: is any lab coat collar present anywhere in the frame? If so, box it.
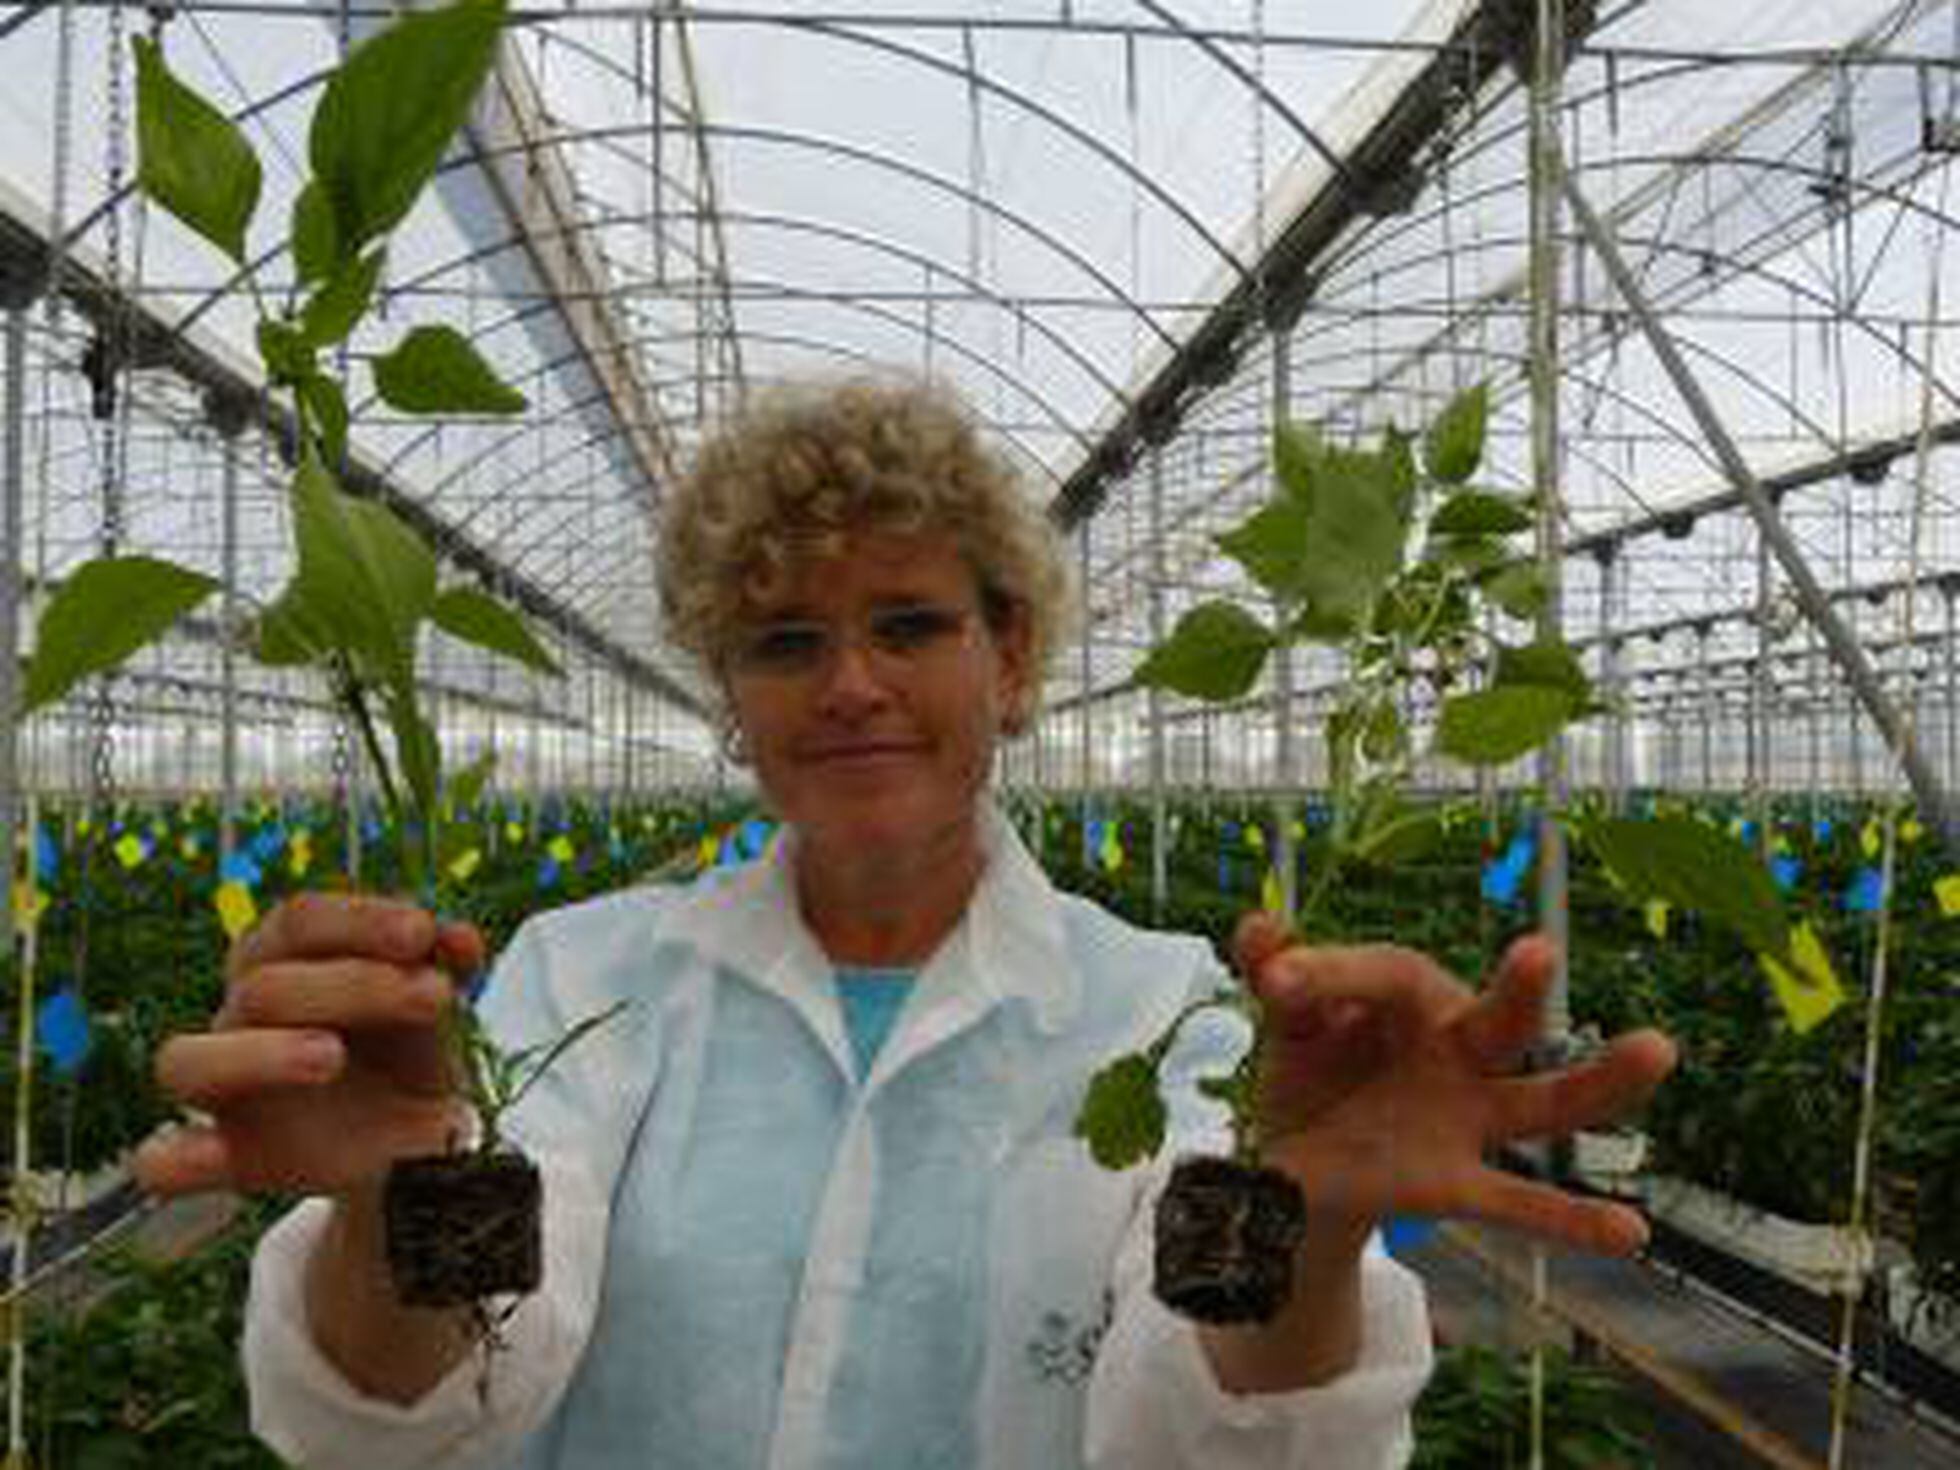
[661,801,1082,1042]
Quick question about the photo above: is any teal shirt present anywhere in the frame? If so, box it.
[832,966,916,1078]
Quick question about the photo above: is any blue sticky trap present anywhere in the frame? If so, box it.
[537,856,562,889]
[1217,854,1232,890]
[1770,855,1802,891]
[1383,1215,1437,1258]
[362,816,383,845]
[740,817,772,859]
[1481,828,1536,907]
[1740,819,1758,848]
[1815,818,1834,840]
[36,988,92,1076]
[250,824,286,863]
[219,850,262,890]
[34,824,58,882]
[1845,866,1884,913]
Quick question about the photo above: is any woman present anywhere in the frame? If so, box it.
[135,378,1674,1470]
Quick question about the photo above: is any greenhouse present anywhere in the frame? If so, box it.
[5,0,1960,1465]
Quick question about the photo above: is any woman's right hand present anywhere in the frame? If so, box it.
[133,892,486,1200]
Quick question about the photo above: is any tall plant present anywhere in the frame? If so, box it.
[19,0,619,1309]
[1073,385,1846,1323]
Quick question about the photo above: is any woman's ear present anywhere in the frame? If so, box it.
[991,599,1036,734]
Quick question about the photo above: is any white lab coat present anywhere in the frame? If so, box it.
[242,806,1432,1468]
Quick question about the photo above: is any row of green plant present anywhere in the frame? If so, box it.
[1,792,747,1176]
[1019,789,1960,1319]
[18,1199,1656,1470]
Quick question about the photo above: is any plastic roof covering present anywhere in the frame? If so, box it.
[2,1,1960,787]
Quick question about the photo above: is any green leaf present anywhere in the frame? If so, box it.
[290,180,339,285]
[1431,490,1532,537]
[1493,639,1591,703]
[431,585,561,676]
[310,0,509,252]
[251,579,336,666]
[1585,815,1791,961]
[289,455,437,690]
[1273,421,1321,505]
[1134,601,1273,702]
[1214,497,1310,600]
[1293,444,1407,619]
[1362,701,1404,761]
[132,36,262,263]
[503,999,632,1116]
[1285,600,1359,643]
[373,325,527,415]
[298,373,349,467]
[22,556,219,714]
[301,248,384,348]
[1072,1053,1167,1170]
[257,318,314,384]
[1382,424,1419,520]
[1483,561,1547,620]
[1435,685,1573,766]
[1424,383,1488,484]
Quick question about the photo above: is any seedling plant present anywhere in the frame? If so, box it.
[1072,384,1844,1324]
[18,0,623,1318]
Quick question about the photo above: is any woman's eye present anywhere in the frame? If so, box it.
[873,606,962,651]
[743,624,826,668]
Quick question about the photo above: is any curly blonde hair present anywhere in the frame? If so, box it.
[657,377,1072,731]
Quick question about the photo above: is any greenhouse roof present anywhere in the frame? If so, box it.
[4,0,1960,766]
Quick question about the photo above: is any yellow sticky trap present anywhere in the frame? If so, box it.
[1245,825,1265,851]
[1098,826,1123,873]
[179,835,199,861]
[1936,873,1960,917]
[505,821,525,844]
[1903,818,1924,845]
[548,834,576,865]
[114,834,145,870]
[12,882,48,934]
[214,881,258,941]
[448,847,482,883]
[76,818,92,837]
[1644,898,1670,941]
[696,834,719,870]
[1289,820,1306,840]
[1861,819,1881,859]
[1759,922,1847,1035]
[1260,866,1286,917]
[288,831,313,879]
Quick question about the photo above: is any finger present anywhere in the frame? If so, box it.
[228,891,436,980]
[1488,1029,1678,1141]
[1453,935,1557,1073]
[1253,944,1462,1035]
[1231,911,1293,983]
[1465,1166,1653,1255]
[433,920,487,983]
[153,1028,347,1107]
[224,958,452,1031]
[132,1124,234,1197]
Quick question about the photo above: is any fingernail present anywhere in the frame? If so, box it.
[296,1033,343,1076]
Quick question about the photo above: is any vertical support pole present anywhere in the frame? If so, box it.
[1944,582,1957,789]
[1271,327,1299,918]
[1596,547,1625,811]
[1753,528,1773,855]
[1698,624,1715,793]
[0,261,30,1470]
[1078,522,1093,820]
[207,391,247,866]
[1147,447,1168,922]
[1528,0,1568,1035]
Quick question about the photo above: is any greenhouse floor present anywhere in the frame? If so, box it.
[1405,1223,1960,1469]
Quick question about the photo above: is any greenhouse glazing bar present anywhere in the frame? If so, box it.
[1559,155,1957,849]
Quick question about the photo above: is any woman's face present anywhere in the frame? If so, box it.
[721,528,1031,863]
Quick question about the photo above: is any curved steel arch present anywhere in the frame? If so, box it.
[389,320,1073,562]
[364,205,1110,467]
[535,11,1253,297]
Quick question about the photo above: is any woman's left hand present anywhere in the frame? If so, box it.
[1233,913,1677,1256]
